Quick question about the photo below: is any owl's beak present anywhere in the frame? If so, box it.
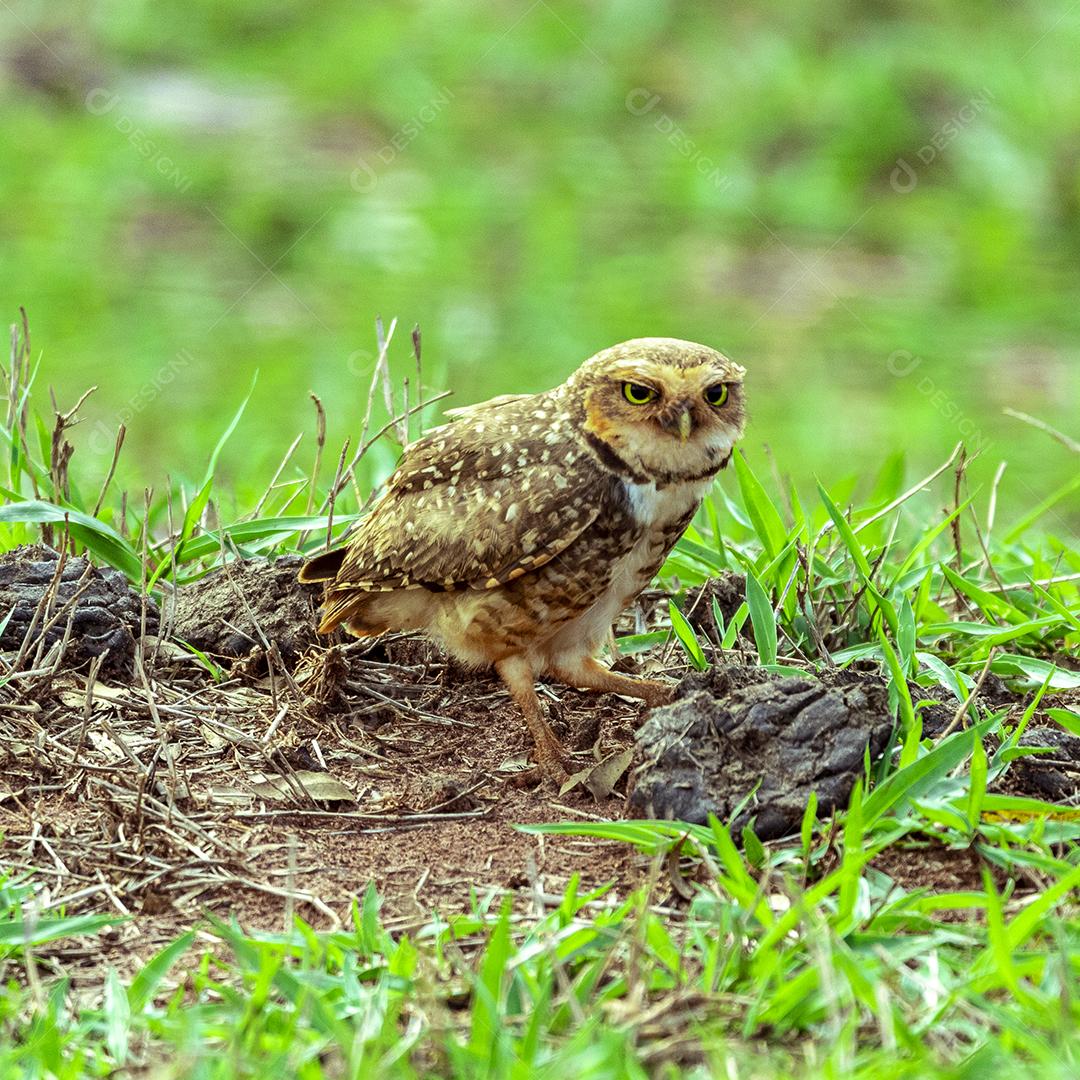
[658,402,694,441]
[677,409,692,442]
[659,405,694,441]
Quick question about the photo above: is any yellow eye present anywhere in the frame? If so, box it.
[704,383,729,407]
[622,382,658,405]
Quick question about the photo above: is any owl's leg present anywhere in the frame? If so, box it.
[495,655,572,782]
[551,656,675,708]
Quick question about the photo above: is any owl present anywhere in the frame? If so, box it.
[300,338,747,780]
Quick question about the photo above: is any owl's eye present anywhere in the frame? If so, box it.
[622,382,658,405]
[704,383,729,407]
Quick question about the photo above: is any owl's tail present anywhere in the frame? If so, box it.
[298,548,378,636]
[315,590,385,636]
[299,551,431,638]
[298,547,347,584]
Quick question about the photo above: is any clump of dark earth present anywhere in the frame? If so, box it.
[0,544,156,672]
[840,657,1005,740]
[682,572,747,646]
[630,665,892,838]
[909,673,1032,739]
[168,555,323,664]
[993,726,1080,803]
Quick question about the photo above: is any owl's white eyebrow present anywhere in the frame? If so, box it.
[607,364,664,382]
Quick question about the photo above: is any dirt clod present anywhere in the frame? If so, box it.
[994,726,1080,803]
[630,665,892,837]
[683,571,747,646]
[169,555,322,664]
[0,544,156,671]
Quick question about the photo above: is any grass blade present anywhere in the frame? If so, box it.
[733,451,786,559]
[0,498,142,580]
[669,599,707,671]
[744,568,777,665]
[863,715,1000,826]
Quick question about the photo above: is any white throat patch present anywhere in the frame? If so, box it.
[622,476,713,527]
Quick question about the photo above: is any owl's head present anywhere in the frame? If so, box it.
[570,338,747,482]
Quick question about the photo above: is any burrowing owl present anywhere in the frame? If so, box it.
[300,338,747,779]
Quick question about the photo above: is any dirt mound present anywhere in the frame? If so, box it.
[630,665,893,837]
[168,554,324,664]
[2,542,1077,975]
[994,726,1080,803]
[0,543,156,672]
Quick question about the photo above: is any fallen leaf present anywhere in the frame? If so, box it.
[665,849,695,900]
[57,680,128,711]
[496,754,533,773]
[208,787,253,804]
[584,748,634,800]
[87,730,126,758]
[199,723,227,749]
[559,766,591,797]
[141,636,195,662]
[153,778,191,801]
[559,747,634,801]
[249,769,354,804]
[199,720,252,747]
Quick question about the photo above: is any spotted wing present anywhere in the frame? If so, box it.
[319,405,603,616]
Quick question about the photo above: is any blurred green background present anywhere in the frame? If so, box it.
[2,0,1078,527]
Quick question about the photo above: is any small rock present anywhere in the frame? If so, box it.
[630,665,893,838]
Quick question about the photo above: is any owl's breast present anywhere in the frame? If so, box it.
[429,472,709,667]
[538,475,710,661]
[612,475,712,592]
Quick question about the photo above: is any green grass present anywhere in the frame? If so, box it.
[1,799,1078,1077]
[1,321,1079,1077]
[3,0,1080,521]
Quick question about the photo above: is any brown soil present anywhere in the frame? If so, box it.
[0,549,665,978]
[0,646,655,982]
[871,843,990,896]
[993,725,1080,803]
[1,547,1076,979]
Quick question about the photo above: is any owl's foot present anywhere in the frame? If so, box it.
[511,745,575,789]
[633,678,678,708]
[552,656,676,708]
[496,655,574,787]
[507,725,573,787]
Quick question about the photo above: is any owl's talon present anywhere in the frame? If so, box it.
[505,747,574,790]
[641,682,678,709]
[510,758,570,789]
[531,737,574,785]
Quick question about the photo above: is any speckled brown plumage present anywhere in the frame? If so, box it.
[300,337,747,780]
